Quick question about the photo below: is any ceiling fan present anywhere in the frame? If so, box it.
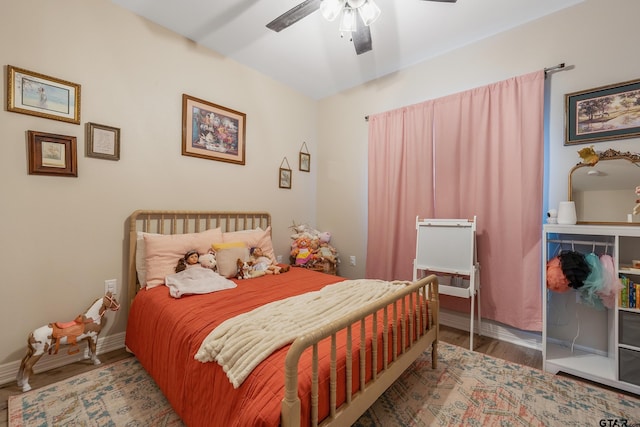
[266,0,458,55]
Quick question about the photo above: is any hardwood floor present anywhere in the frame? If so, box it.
[439,324,543,368]
[0,325,542,426]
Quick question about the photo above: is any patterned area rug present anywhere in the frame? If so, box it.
[354,342,640,427]
[8,343,640,426]
[9,357,184,426]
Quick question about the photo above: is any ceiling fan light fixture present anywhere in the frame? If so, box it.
[321,0,345,21]
[339,6,358,32]
[358,0,380,26]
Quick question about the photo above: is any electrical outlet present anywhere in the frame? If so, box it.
[105,279,117,295]
[349,256,356,266]
[277,255,283,263]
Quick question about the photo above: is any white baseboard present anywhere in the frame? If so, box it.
[0,332,126,387]
[439,309,542,351]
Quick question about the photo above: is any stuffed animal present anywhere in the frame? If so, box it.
[318,231,331,244]
[319,242,337,263]
[199,252,217,271]
[289,224,339,269]
[235,258,266,280]
[316,232,337,261]
[291,236,313,265]
[309,237,320,257]
[289,222,320,241]
[634,185,640,216]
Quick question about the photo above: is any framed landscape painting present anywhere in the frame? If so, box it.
[565,78,640,145]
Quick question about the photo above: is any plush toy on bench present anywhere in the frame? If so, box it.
[16,291,120,392]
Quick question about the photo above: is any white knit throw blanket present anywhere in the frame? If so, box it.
[194,279,408,388]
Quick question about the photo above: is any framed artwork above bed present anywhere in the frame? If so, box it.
[27,130,78,177]
[7,65,81,125]
[85,122,120,161]
[181,94,246,165]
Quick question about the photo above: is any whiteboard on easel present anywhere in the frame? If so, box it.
[415,218,475,275]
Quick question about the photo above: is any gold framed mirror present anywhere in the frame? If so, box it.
[569,149,640,225]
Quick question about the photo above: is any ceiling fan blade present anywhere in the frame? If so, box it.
[351,21,373,55]
[266,0,321,32]
[421,0,457,2]
[352,16,372,55]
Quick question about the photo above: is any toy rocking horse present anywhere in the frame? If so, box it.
[16,291,120,392]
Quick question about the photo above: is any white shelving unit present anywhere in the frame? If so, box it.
[542,224,640,395]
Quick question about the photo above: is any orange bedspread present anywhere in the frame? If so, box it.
[126,268,345,426]
[126,268,428,426]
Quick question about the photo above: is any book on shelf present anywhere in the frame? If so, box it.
[619,275,638,308]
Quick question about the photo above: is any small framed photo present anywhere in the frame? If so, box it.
[182,94,246,165]
[299,152,310,172]
[565,78,640,145]
[279,167,292,189]
[27,131,78,177]
[86,122,120,160]
[7,65,81,124]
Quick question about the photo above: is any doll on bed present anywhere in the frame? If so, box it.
[175,250,200,273]
[175,249,217,273]
[249,247,290,274]
[168,250,233,298]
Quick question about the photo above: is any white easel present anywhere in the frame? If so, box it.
[413,216,481,350]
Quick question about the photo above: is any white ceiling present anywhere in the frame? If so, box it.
[111,0,583,100]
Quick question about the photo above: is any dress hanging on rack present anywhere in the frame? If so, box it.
[546,247,622,310]
[579,253,605,310]
[597,254,623,309]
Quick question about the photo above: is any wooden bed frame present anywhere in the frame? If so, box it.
[127,210,439,427]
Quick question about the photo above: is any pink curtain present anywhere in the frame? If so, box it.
[366,71,544,331]
[367,102,435,281]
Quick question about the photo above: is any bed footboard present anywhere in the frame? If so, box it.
[281,275,439,427]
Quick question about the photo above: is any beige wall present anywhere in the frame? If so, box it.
[316,0,640,279]
[1,0,639,372]
[0,0,317,365]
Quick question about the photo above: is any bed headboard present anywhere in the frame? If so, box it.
[127,210,271,305]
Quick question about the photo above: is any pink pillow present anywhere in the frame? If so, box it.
[144,228,223,288]
[222,226,276,263]
[212,241,250,278]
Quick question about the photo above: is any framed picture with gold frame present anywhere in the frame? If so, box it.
[7,65,81,124]
[27,131,78,177]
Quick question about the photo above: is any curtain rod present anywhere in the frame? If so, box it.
[364,62,568,121]
[544,62,566,78]
[547,239,613,247]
